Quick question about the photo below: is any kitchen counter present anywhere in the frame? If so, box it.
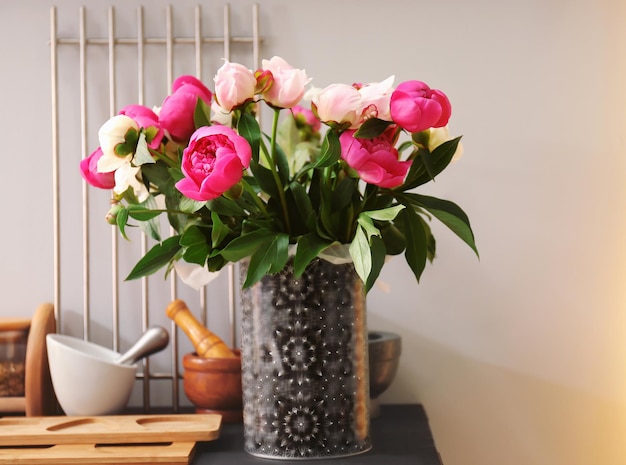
[192,404,442,464]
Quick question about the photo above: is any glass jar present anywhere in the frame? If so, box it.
[0,321,29,397]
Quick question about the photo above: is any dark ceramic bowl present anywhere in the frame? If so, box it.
[368,331,402,417]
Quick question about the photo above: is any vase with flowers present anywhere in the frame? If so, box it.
[81,56,477,459]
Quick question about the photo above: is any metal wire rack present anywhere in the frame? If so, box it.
[49,3,261,412]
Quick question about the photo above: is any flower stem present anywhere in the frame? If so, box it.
[267,108,291,233]
[150,149,178,168]
[391,125,403,145]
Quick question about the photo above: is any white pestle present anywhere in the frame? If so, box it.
[115,326,170,365]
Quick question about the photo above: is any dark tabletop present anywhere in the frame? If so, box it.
[191,404,443,464]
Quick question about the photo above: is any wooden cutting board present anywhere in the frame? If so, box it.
[0,441,196,464]
[0,414,221,446]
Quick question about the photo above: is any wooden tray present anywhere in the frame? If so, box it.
[0,414,221,446]
[0,441,196,464]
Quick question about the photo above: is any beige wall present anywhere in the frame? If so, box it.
[2,0,626,464]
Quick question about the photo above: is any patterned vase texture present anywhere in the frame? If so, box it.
[240,258,371,459]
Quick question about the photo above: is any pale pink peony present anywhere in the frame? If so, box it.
[390,80,451,133]
[159,75,213,143]
[357,76,395,123]
[339,130,411,188]
[214,61,257,112]
[261,56,309,109]
[176,125,252,201]
[80,148,115,189]
[311,83,361,129]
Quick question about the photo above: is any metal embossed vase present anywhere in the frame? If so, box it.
[240,258,371,459]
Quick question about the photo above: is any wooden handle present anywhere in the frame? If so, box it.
[166,300,236,359]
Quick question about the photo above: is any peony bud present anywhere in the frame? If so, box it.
[106,203,124,224]
[261,56,310,109]
[214,61,257,112]
[390,80,451,133]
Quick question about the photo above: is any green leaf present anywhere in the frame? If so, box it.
[133,132,155,166]
[271,134,291,185]
[210,211,231,248]
[277,113,299,159]
[357,215,380,239]
[220,228,275,262]
[141,161,175,192]
[136,196,162,241]
[397,208,428,282]
[294,233,333,277]
[362,204,405,222]
[193,97,212,129]
[116,206,130,240]
[127,205,161,221]
[354,118,393,139]
[242,233,290,287]
[207,196,247,216]
[397,140,414,154]
[380,223,406,255]
[180,225,210,265]
[293,141,319,173]
[268,234,290,274]
[285,181,313,235]
[365,235,386,292]
[317,176,339,238]
[402,137,462,190]
[333,176,358,211]
[179,197,206,214]
[238,111,261,162]
[402,193,478,256]
[165,194,186,233]
[138,220,161,242]
[315,129,341,168]
[126,235,182,280]
[249,159,280,200]
[288,181,313,218]
[349,226,372,284]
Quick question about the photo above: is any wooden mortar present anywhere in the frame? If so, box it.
[182,350,242,423]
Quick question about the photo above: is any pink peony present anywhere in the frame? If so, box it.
[80,147,115,189]
[159,75,213,143]
[176,125,252,201]
[261,56,309,109]
[119,105,164,148]
[389,80,451,133]
[213,61,257,112]
[339,130,411,188]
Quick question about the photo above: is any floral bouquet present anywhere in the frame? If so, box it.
[80,56,477,292]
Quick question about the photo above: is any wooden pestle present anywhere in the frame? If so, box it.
[166,299,237,359]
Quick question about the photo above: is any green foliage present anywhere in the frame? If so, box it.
[193,98,212,129]
[101,92,477,291]
[354,118,393,139]
[126,236,182,281]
